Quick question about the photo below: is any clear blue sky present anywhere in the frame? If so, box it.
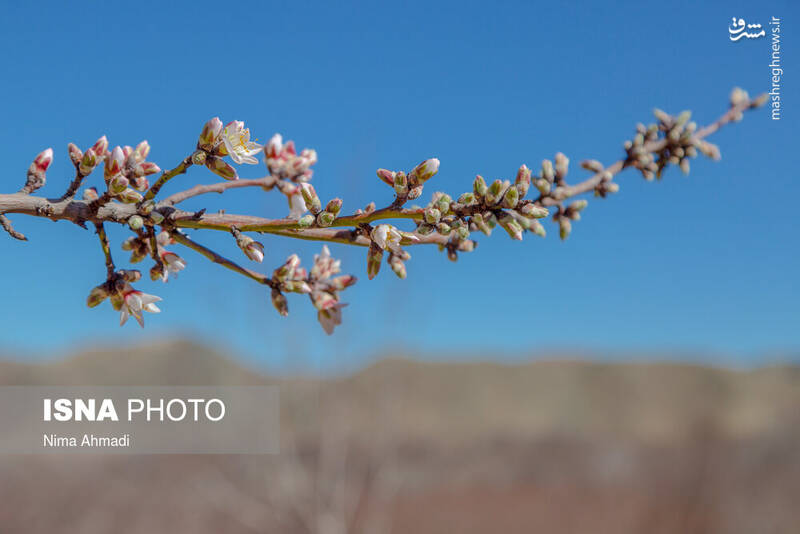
[0,0,796,370]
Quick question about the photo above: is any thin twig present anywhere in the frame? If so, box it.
[94,222,115,278]
[0,214,26,241]
[143,156,193,202]
[59,170,86,201]
[170,230,274,287]
[164,176,278,205]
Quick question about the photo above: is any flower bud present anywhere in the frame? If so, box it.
[367,243,383,280]
[388,254,407,279]
[132,140,150,164]
[458,192,476,205]
[119,189,143,204]
[86,285,109,308]
[128,215,144,230]
[68,143,82,166]
[518,203,549,219]
[435,193,451,214]
[473,175,487,198]
[330,275,357,291]
[198,117,223,151]
[316,211,335,227]
[134,161,161,177]
[109,174,129,195]
[409,158,439,184]
[541,159,555,182]
[205,156,238,180]
[534,178,551,195]
[471,213,491,235]
[558,217,572,240]
[79,147,98,176]
[300,183,322,213]
[501,186,519,209]
[393,171,408,196]
[485,179,505,205]
[497,212,523,240]
[298,214,315,227]
[92,136,109,158]
[554,152,569,179]
[262,133,282,160]
[376,168,395,187]
[569,199,588,213]
[105,146,124,180]
[325,198,343,216]
[25,147,53,192]
[530,220,546,237]
[515,165,531,197]
[271,288,289,316]
[424,207,441,224]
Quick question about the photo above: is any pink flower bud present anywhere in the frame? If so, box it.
[409,158,439,184]
[264,133,283,159]
[133,140,150,163]
[105,146,125,180]
[134,161,161,177]
[283,140,296,157]
[32,148,53,172]
[198,117,223,151]
[330,275,357,291]
[92,136,109,157]
[68,143,83,166]
[376,168,395,187]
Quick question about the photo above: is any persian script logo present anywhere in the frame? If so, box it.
[729,17,765,41]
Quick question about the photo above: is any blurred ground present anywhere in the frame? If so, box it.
[0,339,798,533]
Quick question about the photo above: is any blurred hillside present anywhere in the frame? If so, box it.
[0,339,798,533]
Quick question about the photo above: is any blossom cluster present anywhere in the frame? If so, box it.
[270,246,356,334]
[81,138,161,204]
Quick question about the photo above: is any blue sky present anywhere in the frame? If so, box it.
[0,0,796,370]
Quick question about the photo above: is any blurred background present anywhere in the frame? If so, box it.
[0,0,797,532]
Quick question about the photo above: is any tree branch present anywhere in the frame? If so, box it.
[0,213,26,241]
[0,89,767,333]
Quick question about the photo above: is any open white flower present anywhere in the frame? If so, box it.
[371,224,406,253]
[119,286,161,328]
[221,120,263,164]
